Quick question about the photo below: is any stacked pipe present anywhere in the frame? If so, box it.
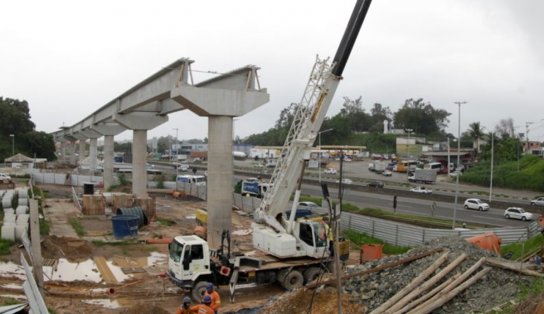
[1,189,16,240]
[1,188,31,241]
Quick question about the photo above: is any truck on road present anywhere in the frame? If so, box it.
[408,169,437,184]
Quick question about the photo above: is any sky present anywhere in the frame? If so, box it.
[1,0,544,143]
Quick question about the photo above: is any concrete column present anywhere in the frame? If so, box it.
[89,138,98,173]
[132,130,148,197]
[69,141,78,166]
[207,116,234,249]
[61,141,67,163]
[103,135,114,191]
[78,140,86,164]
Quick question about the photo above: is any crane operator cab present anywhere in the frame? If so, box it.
[252,218,330,259]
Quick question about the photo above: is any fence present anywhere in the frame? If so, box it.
[30,170,105,186]
[341,212,540,246]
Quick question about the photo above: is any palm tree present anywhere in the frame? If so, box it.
[467,122,485,154]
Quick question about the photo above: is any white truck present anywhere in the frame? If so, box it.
[369,161,386,174]
[167,0,373,300]
[408,169,437,184]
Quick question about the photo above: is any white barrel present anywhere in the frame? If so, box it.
[16,188,29,199]
[0,190,5,198]
[4,208,14,215]
[16,206,28,215]
[15,225,28,241]
[16,214,29,225]
[4,214,16,224]
[17,198,28,206]
[1,224,15,241]
[2,198,12,209]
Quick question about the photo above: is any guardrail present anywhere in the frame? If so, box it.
[341,212,540,246]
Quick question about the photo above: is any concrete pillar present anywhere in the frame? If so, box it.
[132,130,148,197]
[207,116,234,249]
[61,141,67,163]
[103,135,114,191]
[69,141,78,166]
[78,140,86,164]
[89,138,98,173]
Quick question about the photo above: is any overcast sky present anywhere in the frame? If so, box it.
[2,0,544,143]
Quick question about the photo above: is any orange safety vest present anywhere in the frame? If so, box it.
[204,290,221,311]
[189,304,214,314]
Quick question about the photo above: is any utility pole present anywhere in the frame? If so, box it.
[173,128,179,160]
[335,149,344,314]
[525,122,534,154]
[452,101,467,229]
[489,132,494,203]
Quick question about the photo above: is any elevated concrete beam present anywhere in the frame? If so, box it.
[113,112,168,130]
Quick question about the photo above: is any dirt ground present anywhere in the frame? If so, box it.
[0,186,298,313]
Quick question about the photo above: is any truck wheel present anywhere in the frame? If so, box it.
[192,281,210,301]
[303,267,323,284]
[279,269,303,290]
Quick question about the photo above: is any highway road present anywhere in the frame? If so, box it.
[149,160,540,228]
[300,183,535,228]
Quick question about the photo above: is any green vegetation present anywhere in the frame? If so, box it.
[156,218,176,226]
[156,174,165,189]
[69,218,85,236]
[500,234,544,261]
[118,173,128,186]
[1,297,22,306]
[0,239,14,255]
[343,229,410,255]
[462,155,544,192]
[0,97,56,161]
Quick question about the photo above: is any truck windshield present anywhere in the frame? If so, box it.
[169,240,184,263]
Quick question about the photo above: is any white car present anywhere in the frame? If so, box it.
[177,164,190,172]
[463,198,490,211]
[324,168,337,174]
[382,170,392,177]
[410,186,432,194]
[336,178,353,184]
[504,207,534,221]
[530,197,544,206]
[0,173,11,182]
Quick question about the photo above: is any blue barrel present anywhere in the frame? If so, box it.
[116,207,148,227]
[111,215,139,239]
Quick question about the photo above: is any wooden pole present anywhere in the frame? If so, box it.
[410,257,486,313]
[398,274,460,313]
[305,248,443,289]
[411,267,491,314]
[29,199,44,296]
[485,257,544,277]
[386,253,467,313]
[370,251,450,314]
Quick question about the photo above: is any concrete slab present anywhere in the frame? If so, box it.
[43,199,80,238]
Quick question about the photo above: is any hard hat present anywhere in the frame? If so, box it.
[206,283,214,291]
[183,296,191,304]
[203,295,212,303]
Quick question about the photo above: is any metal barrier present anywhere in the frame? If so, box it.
[72,186,82,210]
[341,212,539,246]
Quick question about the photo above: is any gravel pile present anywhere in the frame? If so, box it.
[344,236,536,313]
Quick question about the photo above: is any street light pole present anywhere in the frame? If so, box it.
[317,128,334,182]
[452,101,467,229]
[489,132,494,203]
[173,128,179,160]
[447,137,450,176]
[9,134,14,156]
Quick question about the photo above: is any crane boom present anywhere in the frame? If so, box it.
[253,0,372,257]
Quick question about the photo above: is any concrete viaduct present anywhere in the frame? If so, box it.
[51,58,270,248]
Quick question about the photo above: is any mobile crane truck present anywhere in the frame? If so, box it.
[167,0,373,301]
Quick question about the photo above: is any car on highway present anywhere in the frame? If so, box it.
[337,178,353,185]
[530,197,544,206]
[177,164,190,172]
[324,168,337,174]
[367,180,384,188]
[463,198,490,211]
[285,202,321,219]
[410,186,432,194]
[297,201,319,210]
[382,170,392,177]
[504,207,534,221]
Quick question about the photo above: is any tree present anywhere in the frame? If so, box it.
[0,97,55,161]
[369,103,392,133]
[495,118,515,138]
[393,98,450,137]
[467,122,485,153]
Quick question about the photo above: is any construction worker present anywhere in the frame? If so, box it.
[175,296,192,314]
[189,295,214,314]
[322,217,334,256]
[203,283,221,313]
